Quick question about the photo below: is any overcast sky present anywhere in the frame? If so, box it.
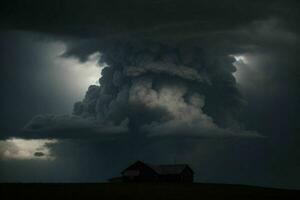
[0,0,299,189]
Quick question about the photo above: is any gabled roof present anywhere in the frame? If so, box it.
[147,164,193,175]
[123,161,193,175]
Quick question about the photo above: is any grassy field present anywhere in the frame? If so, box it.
[1,183,299,199]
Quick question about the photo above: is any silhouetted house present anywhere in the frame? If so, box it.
[117,161,194,182]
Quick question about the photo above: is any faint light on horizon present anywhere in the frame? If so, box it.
[0,138,58,160]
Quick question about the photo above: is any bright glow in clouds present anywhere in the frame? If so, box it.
[0,138,57,160]
[231,54,249,83]
[231,54,265,90]
[50,42,106,92]
[233,55,249,64]
[55,50,106,88]
[34,41,107,113]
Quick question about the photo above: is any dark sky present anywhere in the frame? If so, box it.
[0,0,300,189]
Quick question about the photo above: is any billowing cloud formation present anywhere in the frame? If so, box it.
[24,37,261,140]
[8,1,294,142]
[126,62,210,83]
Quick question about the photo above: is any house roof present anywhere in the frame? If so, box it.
[147,164,192,175]
[122,161,194,176]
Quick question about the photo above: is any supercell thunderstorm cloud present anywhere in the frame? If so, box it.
[0,0,300,189]
[25,39,259,139]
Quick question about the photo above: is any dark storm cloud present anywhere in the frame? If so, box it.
[3,0,296,139]
[0,0,298,142]
[1,0,298,38]
[22,37,262,139]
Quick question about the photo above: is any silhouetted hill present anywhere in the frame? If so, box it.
[1,183,299,200]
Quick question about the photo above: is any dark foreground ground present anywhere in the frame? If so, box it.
[1,183,300,200]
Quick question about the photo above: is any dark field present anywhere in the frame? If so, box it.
[1,183,300,200]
